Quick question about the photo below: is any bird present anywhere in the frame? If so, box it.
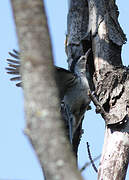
[6,49,91,143]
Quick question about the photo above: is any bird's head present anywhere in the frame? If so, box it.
[74,49,91,76]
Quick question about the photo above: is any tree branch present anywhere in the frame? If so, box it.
[10,0,83,179]
[86,142,98,173]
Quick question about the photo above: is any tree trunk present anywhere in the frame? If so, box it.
[67,0,129,179]
[10,0,83,180]
[10,0,129,179]
[88,0,129,179]
[98,127,129,180]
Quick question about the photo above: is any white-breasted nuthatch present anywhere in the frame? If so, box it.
[6,49,91,143]
[62,50,91,142]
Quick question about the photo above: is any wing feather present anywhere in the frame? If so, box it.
[6,50,21,87]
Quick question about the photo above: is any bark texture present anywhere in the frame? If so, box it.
[10,0,129,179]
[10,0,83,180]
[67,0,129,179]
[98,126,129,180]
[87,0,129,179]
[66,0,93,157]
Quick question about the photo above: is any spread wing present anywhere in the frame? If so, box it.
[6,50,77,99]
[6,49,21,87]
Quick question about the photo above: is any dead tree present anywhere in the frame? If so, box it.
[66,0,129,179]
[10,0,129,179]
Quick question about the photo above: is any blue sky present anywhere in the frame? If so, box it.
[0,0,128,180]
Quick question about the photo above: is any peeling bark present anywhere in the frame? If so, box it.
[87,0,129,179]
[67,0,129,179]
[95,67,129,125]
[10,0,129,179]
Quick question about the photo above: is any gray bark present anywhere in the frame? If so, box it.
[67,0,129,179]
[10,0,83,180]
[87,0,129,179]
[98,126,129,180]
[66,0,92,157]
[10,0,129,179]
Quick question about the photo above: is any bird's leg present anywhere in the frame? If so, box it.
[88,90,105,114]
[88,90,111,121]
